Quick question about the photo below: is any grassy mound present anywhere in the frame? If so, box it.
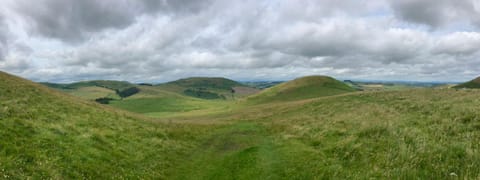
[454,76,480,89]
[247,75,356,104]
[0,71,204,179]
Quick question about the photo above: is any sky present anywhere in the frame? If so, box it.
[0,0,479,83]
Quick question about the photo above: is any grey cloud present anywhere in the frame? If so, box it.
[433,32,480,55]
[12,0,211,43]
[389,0,480,28]
[0,15,8,60]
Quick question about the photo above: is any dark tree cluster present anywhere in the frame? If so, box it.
[116,87,140,98]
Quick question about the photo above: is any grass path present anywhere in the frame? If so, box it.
[164,89,480,179]
[170,122,285,180]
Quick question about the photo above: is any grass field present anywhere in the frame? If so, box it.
[167,89,480,179]
[0,72,216,179]
[3,71,480,179]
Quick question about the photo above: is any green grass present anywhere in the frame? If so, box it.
[0,72,215,179]
[205,89,480,178]
[109,97,235,118]
[247,75,356,104]
[165,77,245,90]
[66,80,134,90]
[4,71,480,179]
[159,77,257,100]
[454,77,480,89]
[64,86,120,100]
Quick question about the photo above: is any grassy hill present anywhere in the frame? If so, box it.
[454,76,480,89]
[5,71,480,179]
[168,88,480,179]
[0,71,211,179]
[158,77,259,100]
[166,77,244,90]
[41,80,137,100]
[41,78,238,118]
[42,80,134,91]
[247,75,356,104]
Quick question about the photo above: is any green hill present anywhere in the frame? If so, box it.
[42,80,134,91]
[0,71,202,178]
[6,71,480,179]
[159,77,258,100]
[166,77,244,90]
[169,88,480,179]
[247,75,356,104]
[454,76,480,89]
[42,80,139,101]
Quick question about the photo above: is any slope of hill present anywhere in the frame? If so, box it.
[169,88,480,179]
[247,75,356,104]
[0,71,205,179]
[7,71,480,179]
[158,77,259,99]
[42,80,140,101]
[454,76,480,89]
[166,77,244,90]
[42,80,134,91]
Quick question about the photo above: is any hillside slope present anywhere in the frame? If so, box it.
[0,71,202,179]
[42,80,134,91]
[247,75,356,104]
[454,76,480,89]
[170,88,480,179]
[158,77,259,99]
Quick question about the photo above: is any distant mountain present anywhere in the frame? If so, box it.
[247,75,356,104]
[454,77,480,89]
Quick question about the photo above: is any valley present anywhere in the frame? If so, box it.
[2,71,480,179]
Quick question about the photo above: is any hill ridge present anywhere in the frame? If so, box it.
[454,76,480,89]
[247,75,356,104]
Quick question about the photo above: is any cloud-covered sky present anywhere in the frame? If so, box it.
[0,0,479,83]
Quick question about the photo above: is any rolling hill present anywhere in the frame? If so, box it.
[5,71,480,179]
[158,77,259,99]
[247,75,356,104]
[42,80,134,91]
[0,71,206,178]
[41,80,138,100]
[41,78,242,118]
[169,88,480,179]
[454,76,480,89]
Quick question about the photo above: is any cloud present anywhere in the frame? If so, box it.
[0,0,480,82]
[433,32,480,55]
[0,15,8,60]
[389,0,480,28]
[11,0,211,43]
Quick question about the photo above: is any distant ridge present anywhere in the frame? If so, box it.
[247,75,356,104]
[41,80,134,91]
[160,77,257,99]
[165,77,246,90]
[454,76,480,89]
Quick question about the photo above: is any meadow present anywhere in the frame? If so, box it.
[2,72,480,179]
